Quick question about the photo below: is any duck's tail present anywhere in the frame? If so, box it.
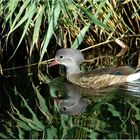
[127,72,140,82]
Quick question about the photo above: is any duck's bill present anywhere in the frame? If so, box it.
[49,60,59,67]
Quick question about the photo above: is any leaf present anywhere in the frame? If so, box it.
[9,5,35,59]
[30,5,45,55]
[12,88,45,131]
[94,0,107,17]
[6,0,19,22]
[9,1,36,34]
[127,101,140,120]
[106,103,120,117]
[75,4,110,31]
[60,114,69,139]
[72,23,91,49]
[0,133,9,139]
[40,1,61,62]
[8,2,37,59]
[32,83,51,116]
[9,113,31,131]
[10,0,31,30]
[47,126,57,139]
[103,11,112,25]
[88,132,98,139]
[18,128,24,139]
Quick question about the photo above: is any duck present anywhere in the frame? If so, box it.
[49,48,140,89]
[50,77,88,115]
[56,84,88,115]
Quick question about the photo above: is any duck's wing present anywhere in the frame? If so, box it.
[67,66,134,89]
[68,73,128,89]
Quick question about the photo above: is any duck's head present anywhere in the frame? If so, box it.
[58,97,87,115]
[50,48,84,74]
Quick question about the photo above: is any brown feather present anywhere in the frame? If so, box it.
[67,66,133,89]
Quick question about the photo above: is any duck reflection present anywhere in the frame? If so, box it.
[49,77,88,115]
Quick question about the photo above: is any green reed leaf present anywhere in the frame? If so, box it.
[10,0,31,30]
[47,126,57,139]
[40,1,60,62]
[31,5,45,55]
[127,101,140,120]
[33,83,51,116]
[76,4,110,31]
[9,1,36,34]
[106,103,120,117]
[18,128,24,139]
[12,88,45,131]
[8,2,36,59]
[6,0,19,23]
[72,23,91,49]
[0,133,9,139]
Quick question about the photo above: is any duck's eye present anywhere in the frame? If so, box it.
[59,55,63,59]
[62,106,68,111]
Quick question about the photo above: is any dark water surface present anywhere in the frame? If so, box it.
[0,73,140,139]
[50,77,140,139]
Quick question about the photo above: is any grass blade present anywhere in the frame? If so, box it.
[6,0,19,22]
[9,1,36,34]
[40,1,61,62]
[9,6,35,59]
[10,0,31,30]
[72,23,91,49]
[30,5,45,55]
[32,83,51,122]
[10,88,45,131]
[76,4,110,31]
[47,126,57,139]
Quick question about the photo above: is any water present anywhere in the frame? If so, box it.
[1,73,140,139]
[50,77,140,139]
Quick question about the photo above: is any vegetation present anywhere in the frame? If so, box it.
[0,0,140,139]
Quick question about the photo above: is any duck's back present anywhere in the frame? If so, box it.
[83,66,133,76]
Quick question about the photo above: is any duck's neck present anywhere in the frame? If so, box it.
[66,64,81,75]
